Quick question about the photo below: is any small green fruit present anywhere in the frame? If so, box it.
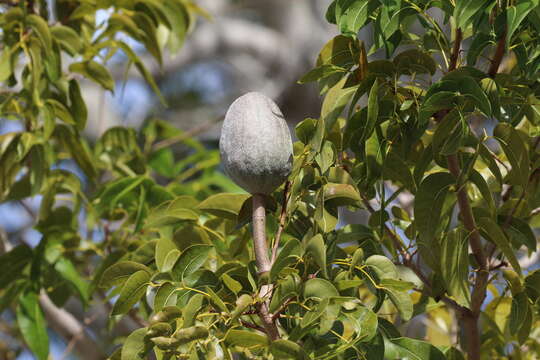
[220,92,293,194]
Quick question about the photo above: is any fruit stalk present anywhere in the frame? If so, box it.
[252,193,280,340]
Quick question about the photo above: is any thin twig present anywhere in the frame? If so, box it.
[361,196,407,258]
[360,195,463,312]
[271,297,296,321]
[152,116,223,152]
[271,181,291,264]
[240,320,266,333]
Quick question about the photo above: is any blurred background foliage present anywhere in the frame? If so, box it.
[0,1,336,358]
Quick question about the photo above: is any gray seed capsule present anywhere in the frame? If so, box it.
[220,92,293,194]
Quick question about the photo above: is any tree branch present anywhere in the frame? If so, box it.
[39,292,105,360]
[488,30,506,78]
[436,26,488,360]
[449,28,463,71]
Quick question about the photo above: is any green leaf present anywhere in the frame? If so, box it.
[427,115,461,151]
[393,49,437,76]
[298,298,328,330]
[345,305,378,342]
[305,234,328,278]
[337,0,378,34]
[224,329,268,347]
[380,279,413,321]
[507,1,538,46]
[68,79,87,130]
[316,34,359,68]
[0,245,32,288]
[153,282,177,312]
[121,327,149,360]
[45,41,62,82]
[321,77,358,130]
[230,294,253,324]
[503,216,536,252]
[100,261,151,288]
[69,61,115,92]
[171,245,213,282]
[116,41,167,106]
[444,347,466,360]
[477,217,521,275]
[418,92,457,124]
[298,64,346,84]
[197,193,250,220]
[146,198,198,228]
[493,123,530,188]
[46,99,75,125]
[303,278,339,299]
[295,118,317,144]
[222,273,242,294]
[162,1,189,52]
[440,228,471,307]
[54,125,97,179]
[155,235,177,272]
[315,140,335,174]
[525,270,540,302]
[162,250,181,273]
[478,143,503,187]
[270,239,302,281]
[480,78,501,119]
[467,33,494,66]
[270,339,308,359]
[365,255,398,280]
[94,176,148,215]
[458,76,491,116]
[183,294,204,328]
[383,150,415,191]
[469,170,496,217]
[364,79,379,140]
[454,0,486,29]
[509,292,529,335]
[112,270,151,315]
[0,46,12,81]
[414,172,455,259]
[27,14,52,56]
[107,13,143,41]
[315,189,339,233]
[54,257,89,303]
[16,291,49,360]
[389,337,446,360]
[50,25,82,56]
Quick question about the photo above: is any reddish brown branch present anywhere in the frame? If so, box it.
[488,30,506,78]
[240,320,266,333]
[449,28,463,71]
[435,27,488,360]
